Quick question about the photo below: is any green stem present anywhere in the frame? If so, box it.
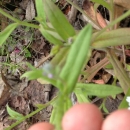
[0,8,39,29]
[5,107,44,130]
[19,21,39,28]
[55,95,65,130]
[5,97,57,130]
[55,94,71,130]
[0,8,19,22]
[107,49,130,94]
[95,10,130,39]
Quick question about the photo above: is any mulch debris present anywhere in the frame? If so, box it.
[0,0,130,129]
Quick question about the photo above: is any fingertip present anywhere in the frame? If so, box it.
[62,103,103,130]
[28,122,54,130]
[102,109,130,130]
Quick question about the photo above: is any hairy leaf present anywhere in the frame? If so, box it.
[92,28,130,48]
[59,24,92,93]
[75,83,123,97]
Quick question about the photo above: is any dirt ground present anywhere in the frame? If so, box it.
[0,0,130,129]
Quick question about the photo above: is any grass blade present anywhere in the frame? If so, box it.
[0,23,18,46]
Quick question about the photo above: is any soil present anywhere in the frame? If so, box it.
[0,0,130,129]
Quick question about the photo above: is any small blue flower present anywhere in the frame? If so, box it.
[47,73,53,79]
[42,63,54,78]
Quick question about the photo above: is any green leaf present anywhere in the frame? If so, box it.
[43,0,76,40]
[7,105,24,121]
[39,25,63,45]
[54,25,92,130]
[102,102,109,114]
[21,69,43,80]
[35,0,46,23]
[75,83,123,97]
[46,29,64,42]
[0,23,18,46]
[91,0,111,10]
[26,62,36,70]
[35,104,45,108]
[105,63,113,69]
[5,98,56,130]
[21,65,58,87]
[51,46,69,68]
[59,24,92,93]
[94,3,100,12]
[75,90,90,103]
[126,64,130,71]
[24,48,31,58]
[50,45,61,55]
[92,28,130,48]
[118,88,130,109]
[107,50,130,94]
[50,105,57,124]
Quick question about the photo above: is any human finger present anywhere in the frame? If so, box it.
[28,122,54,130]
[102,109,130,130]
[62,103,103,130]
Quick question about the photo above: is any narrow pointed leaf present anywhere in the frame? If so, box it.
[118,88,130,109]
[55,25,92,130]
[7,105,24,120]
[92,28,130,48]
[75,83,123,97]
[51,47,69,67]
[0,23,18,46]
[59,24,92,93]
[35,0,46,22]
[75,90,90,103]
[21,69,57,86]
[43,0,75,40]
[39,25,63,45]
[21,69,43,80]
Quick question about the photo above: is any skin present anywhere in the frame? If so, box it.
[28,103,130,130]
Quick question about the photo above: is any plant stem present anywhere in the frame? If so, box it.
[107,49,130,94]
[55,95,65,130]
[0,8,39,29]
[55,94,71,130]
[0,8,19,22]
[95,10,130,39]
[5,107,44,130]
[5,97,57,130]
